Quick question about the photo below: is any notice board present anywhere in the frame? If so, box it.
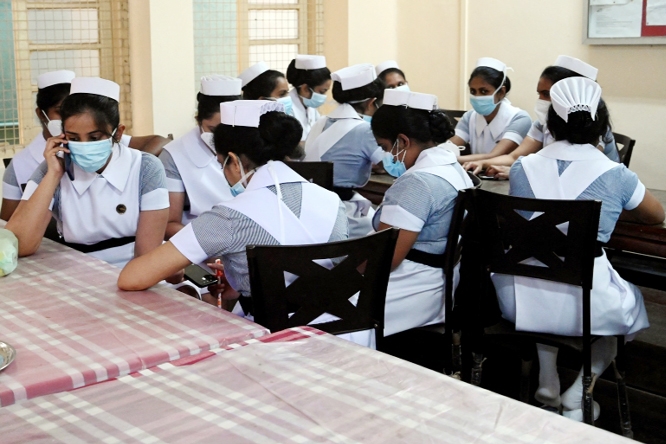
[585,0,666,44]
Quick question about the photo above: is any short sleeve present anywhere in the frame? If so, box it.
[169,223,209,265]
[158,149,185,192]
[379,173,435,232]
[22,161,56,211]
[186,207,237,259]
[328,201,349,242]
[2,160,23,200]
[508,158,536,199]
[138,153,169,211]
[454,111,472,142]
[358,124,384,164]
[502,111,532,145]
[526,121,544,143]
[617,167,644,210]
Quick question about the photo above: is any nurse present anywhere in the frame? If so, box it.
[6,77,170,268]
[492,77,664,420]
[463,56,619,178]
[449,57,532,164]
[304,63,385,238]
[286,54,331,143]
[371,89,473,335]
[238,62,291,111]
[376,60,409,90]
[160,75,240,239]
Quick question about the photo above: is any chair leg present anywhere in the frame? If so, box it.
[519,357,533,404]
[470,352,485,386]
[451,331,462,378]
[582,373,597,426]
[613,338,634,439]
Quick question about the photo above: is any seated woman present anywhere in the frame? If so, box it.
[371,89,473,336]
[304,63,385,238]
[375,60,409,91]
[160,75,241,239]
[464,56,619,178]
[6,77,170,268]
[286,54,331,143]
[449,57,532,165]
[492,77,664,420]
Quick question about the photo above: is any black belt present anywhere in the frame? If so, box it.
[59,236,136,254]
[332,186,355,201]
[405,249,445,269]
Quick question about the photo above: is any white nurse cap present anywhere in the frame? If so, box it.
[476,57,508,73]
[201,74,242,96]
[383,89,438,111]
[37,70,75,89]
[550,77,602,123]
[375,60,400,76]
[331,64,376,91]
[220,99,284,128]
[238,62,270,87]
[69,77,120,102]
[295,54,327,70]
[554,55,598,81]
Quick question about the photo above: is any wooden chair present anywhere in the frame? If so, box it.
[464,189,634,435]
[284,161,334,191]
[443,109,466,123]
[613,132,635,168]
[246,228,399,348]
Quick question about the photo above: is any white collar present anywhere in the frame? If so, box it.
[536,140,608,162]
[245,160,307,192]
[70,143,133,195]
[27,133,47,163]
[474,98,516,139]
[189,127,216,168]
[328,103,362,120]
[409,142,458,172]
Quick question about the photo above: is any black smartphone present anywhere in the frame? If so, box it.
[64,151,74,180]
[184,264,218,288]
[478,174,498,180]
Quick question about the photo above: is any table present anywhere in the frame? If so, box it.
[0,234,269,407]
[0,327,633,443]
[360,173,666,258]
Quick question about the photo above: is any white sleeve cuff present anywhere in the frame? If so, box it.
[2,184,22,200]
[370,146,385,165]
[625,180,646,211]
[380,204,424,232]
[120,134,132,146]
[526,125,544,142]
[22,181,54,210]
[170,223,208,264]
[140,188,169,211]
[454,128,469,142]
[166,177,185,192]
[502,131,524,145]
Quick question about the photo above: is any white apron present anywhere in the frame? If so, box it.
[384,144,474,335]
[304,103,375,239]
[58,143,143,268]
[221,161,374,347]
[164,127,233,224]
[13,133,47,193]
[468,98,520,155]
[289,88,320,142]
[493,141,649,336]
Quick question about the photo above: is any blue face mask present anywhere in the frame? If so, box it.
[469,79,505,116]
[361,114,372,123]
[223,153,255,197]
[277,96,294,116]
[302,89,326,108]
[382,139,407,178]
[67,129,116,173]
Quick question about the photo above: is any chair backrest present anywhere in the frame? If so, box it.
[2,158,11,168]
[467,171,482,189]
[442,190,469,332]
[284,161,334,190]
[612,132,635,168]
[247,227,399,339]
[443,109,466,123]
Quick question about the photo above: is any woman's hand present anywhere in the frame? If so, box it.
[462,161,486,175]
[485,165,510,180]
[43,136,69,179]
[206,260,228,298]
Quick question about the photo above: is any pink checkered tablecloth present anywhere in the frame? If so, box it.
[0,327,633,443]
[0,235,269,406]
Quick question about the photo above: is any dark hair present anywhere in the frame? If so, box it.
[540,65,582,85]
[60,93,120,140]
[378,67,407,84]
[242,70,286,100]
[468,66,512,94]
[547,98,610,146]
[286,59,331,89]
[196,92,241,124]
[332,78,384,113]
[213,111,303,165]
[371,106,455,145]
[36,83,71,112]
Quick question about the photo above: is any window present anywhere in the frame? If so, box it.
[1,0,132,152]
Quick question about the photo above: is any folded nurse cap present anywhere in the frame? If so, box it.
[331,64,376,91]
[476,57,508,73]
[295,54,327,70]
[38,70,75,89]
[200,74,242,96]
[550,77,602,123]
[220,99,284,128]
[238,62,270,87]
[69,77,120,102]
[375,60,400,76]
[383,89,437,111]
[554,55,598,81]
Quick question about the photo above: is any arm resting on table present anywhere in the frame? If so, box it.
[118,241,190,291]
[621,190,665,225]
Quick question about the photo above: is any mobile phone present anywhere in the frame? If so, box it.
[184,264,218,288]
[63,151,74,181]
[478,174,498,180]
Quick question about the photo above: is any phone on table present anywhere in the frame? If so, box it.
[184,264,218,288]
[478,171,498,180]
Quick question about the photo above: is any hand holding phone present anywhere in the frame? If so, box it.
[184,264,218,288]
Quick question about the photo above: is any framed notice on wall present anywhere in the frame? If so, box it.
[584,0,666,44]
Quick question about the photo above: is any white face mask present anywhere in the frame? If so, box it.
[534,99,551,126]
[42,110,62,137]
[200,130,215,152]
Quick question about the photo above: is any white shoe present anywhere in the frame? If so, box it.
[535,387,561,408]
[563,401,600,422]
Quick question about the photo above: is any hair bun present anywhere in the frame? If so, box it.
[259,112,303,160]
[428,109,455,144]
